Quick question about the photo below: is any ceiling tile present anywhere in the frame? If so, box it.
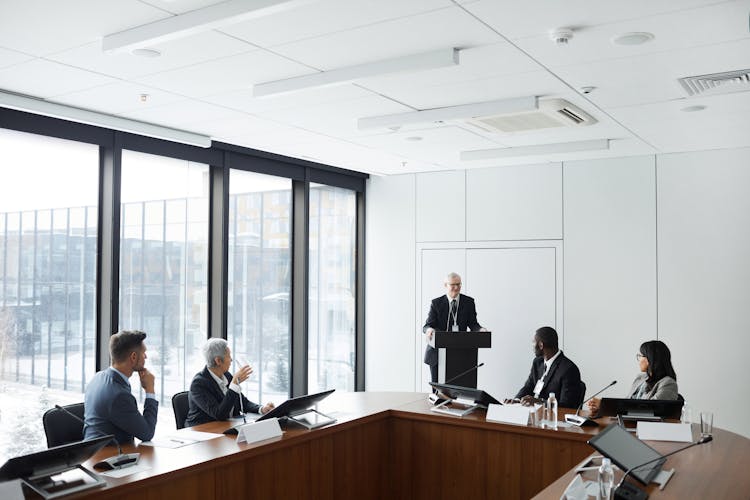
[0,59,116,98]
[513,1,750,69]
[554,38,750,108]
[0,0,168,56]
[53,82,186,114]
[350,125,502,165]
[48,31,255,79]
[220,0,454,48]
[254,95,412,137]
[202,83,374,115]
[119,99,248,129]
[0,46,34,70]
[268,6,500,70]
[133,49,312,97]
[137,0,228,15]
[463,0,729,40]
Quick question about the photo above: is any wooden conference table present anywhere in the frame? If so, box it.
[61,392,748,500]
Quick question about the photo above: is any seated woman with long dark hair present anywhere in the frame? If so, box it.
[588,340,678,414]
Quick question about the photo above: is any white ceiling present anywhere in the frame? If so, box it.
[0,0,748,175]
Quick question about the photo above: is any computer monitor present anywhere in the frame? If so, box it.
[588,423,665,485]
[0,434,112,481]
[256,389,336,423]
[597,398,683,420]
[428,382,501,406]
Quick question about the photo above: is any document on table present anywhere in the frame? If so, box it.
[636,422,693,442]
[174,429,224,441]
[100,463,151,478]
[140,436,199,448]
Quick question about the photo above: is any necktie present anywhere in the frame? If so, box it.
[448,299,457,330]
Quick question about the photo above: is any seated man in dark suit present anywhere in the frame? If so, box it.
[185,338,274,427]
[83,330,158,444]
[422,272,487,383]
[513,326,583,408]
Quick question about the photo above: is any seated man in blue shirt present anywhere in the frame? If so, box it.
[83,330,158,444]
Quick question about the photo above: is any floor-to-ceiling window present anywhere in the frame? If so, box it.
[0,128,98,460]
[119,150,209,428]
[308,184,357,392]
[227,170,291,404]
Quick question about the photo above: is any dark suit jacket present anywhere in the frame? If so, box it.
[185,367,261,427]
[83,367,158,444]
[422,294,482,366]
[515,351,583,408]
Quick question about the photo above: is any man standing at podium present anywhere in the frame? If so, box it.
[423,272,486,383]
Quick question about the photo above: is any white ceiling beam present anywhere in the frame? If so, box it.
[460,139,610,161]
[254,48,460,98]
[357,96,538,131]
[103,0,315,53]
[0,91,212,148]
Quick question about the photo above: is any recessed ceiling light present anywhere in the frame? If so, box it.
[131,48,161,58]
[681,105,707,112]
[611,32,655,46]
[406,136,423,142]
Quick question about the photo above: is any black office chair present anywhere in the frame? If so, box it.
[172,391,190,429]
[42,402,85,448]
[578,381,587,408]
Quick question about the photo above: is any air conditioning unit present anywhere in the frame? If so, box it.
[463,98,596,134]
[678,69,750,97]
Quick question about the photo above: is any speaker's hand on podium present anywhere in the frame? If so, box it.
[425,328,435,340]
[479,327,488,332]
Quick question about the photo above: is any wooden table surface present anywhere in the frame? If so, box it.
[43,392,749,500]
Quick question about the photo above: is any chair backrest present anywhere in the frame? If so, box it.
[578,381,587,408]
[42,403,85,448]
[172,391,190,429]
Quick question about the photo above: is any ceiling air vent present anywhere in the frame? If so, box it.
[463,98,596,134]
[678,69,750,97]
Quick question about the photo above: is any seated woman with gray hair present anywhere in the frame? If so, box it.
[184,338,274,427]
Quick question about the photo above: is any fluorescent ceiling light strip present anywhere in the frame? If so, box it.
[357,96,538,131]
[460,139,610,161]
[103,0,315,53]
[0,91,212,148]
[254,48,460,98]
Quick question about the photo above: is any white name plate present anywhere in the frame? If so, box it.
[236,417,283,444]
[486,404,530,426]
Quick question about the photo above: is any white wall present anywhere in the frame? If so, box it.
[657,148,750,436]
[564,156,658,406]
[365,147,750,437]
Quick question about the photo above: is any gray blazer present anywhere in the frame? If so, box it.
[627,373,679,400]
[83,367,158,444]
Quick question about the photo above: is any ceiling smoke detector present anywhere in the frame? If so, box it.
[549,28,574,46]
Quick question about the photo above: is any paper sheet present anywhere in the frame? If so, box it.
[173,429,223,441]
[99,463,151,478]
[486,404,530,425]
[140,436,198,448]
[637,422,693,442]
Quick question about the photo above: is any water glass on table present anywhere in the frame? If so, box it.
[700,412,713,436]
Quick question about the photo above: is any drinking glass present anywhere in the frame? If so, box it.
[700,412,713,436]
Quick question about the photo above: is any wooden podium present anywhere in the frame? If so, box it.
[432,331,491,388]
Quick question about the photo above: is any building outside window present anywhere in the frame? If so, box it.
[227,170,291,404]
[0,129,98,461]
[308,184,356,393]
[119,150,209,430]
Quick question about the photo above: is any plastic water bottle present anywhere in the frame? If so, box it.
[598,457,614,500]
[548,392,558,430]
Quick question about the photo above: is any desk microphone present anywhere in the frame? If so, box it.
[54,404,142,471]
[564,380,617,427]
[613,434,713,500]
[428,363,484,405]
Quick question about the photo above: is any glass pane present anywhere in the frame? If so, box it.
[0,128,98,461]
[227,170,291,403]
[119,150,208,431]
[308,185,356,393]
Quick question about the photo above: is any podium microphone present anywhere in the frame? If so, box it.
[564,380,617,427]
[428,363,484,405]
[613,434,713,500]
